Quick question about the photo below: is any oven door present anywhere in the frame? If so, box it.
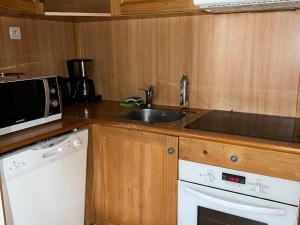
[178,181,298,225]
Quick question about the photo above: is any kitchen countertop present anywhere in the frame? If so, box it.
[0,117,89,154]
[64,100,300,155]
[0,100,300,155]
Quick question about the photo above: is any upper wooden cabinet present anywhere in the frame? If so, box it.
[44,0,112,16]
[120,0,198,15]
[0,0,198,18]
[0,0,44,14]
[93,125,178,225]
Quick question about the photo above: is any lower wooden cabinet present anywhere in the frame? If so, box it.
[179,137,300,182]
[93,125,178,225]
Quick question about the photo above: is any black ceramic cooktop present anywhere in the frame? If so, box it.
[185,110,300,143]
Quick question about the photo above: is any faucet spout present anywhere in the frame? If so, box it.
[139,85,155,108]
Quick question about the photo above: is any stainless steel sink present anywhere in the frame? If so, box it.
[122,108,186,123]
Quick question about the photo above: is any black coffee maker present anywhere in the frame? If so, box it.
[67,59,101,102]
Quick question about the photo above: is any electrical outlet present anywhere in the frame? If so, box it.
[9,27,21,40]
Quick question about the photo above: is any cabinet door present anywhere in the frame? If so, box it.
[0,0,43,14]
[93,125,178,225]
[120,0,197,15]
[44,0,111,16]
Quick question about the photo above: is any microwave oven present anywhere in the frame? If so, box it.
[0,77,62,136]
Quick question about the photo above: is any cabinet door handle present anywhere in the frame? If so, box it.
[168,148,175,155]
[230,154,239,163]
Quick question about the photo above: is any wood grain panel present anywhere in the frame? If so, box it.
[0,16,75,76]
[0,0,43,14]
[298,203,300,225]
[76,11,300,117]
[179,137,300,181]
[120,0,198,15]
[45,0,111,13]
[111,0,122,16]
[93,125,178,225]
[85,125,95,225]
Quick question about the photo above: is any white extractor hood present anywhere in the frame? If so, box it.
[193,0,300,13]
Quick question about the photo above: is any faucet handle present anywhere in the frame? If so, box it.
[148,85,154,92]
[139,85,154,92]
[139,88,149,93]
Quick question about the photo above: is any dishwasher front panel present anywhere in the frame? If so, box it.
[0,129,88,225]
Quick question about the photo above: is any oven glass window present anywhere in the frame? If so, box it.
[197,207,268,225]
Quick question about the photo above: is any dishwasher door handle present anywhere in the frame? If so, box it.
[185,187,287,216]
[32,136,70,151]
[42,147,64,158]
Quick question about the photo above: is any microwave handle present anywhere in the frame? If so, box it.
[185,187,287,216]
[42,79,50,117]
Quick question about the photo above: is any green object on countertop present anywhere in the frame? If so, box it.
[120,97,144,108]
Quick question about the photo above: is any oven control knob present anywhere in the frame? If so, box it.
[255,183,264,193]
[51,100,59,107]
[205,173,215,183]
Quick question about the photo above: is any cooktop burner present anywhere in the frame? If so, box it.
[185,110,300,143]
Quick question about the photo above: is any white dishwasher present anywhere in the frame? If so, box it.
[0,129,88,225]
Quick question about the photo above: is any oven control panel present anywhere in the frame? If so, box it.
[179,160,300,206]
[222,172,246,184]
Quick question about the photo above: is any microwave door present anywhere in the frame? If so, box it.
[0,79,47,129]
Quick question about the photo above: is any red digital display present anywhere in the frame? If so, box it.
[228,177,241,183]
[222,173,246,184]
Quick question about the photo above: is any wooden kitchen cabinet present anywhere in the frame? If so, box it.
[93,125,178,225]
[179,137,300,182]
[44,0,113,16]
[0,0,44,14]
[120,0,198,15]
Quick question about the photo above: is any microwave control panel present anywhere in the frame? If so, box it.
[47,77,61,115]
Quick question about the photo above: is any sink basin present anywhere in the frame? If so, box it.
[122,108,186,123]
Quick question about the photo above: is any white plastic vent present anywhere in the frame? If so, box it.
[207,0,288,8]
[193,0,300,12]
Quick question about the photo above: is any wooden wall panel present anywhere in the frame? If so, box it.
[76,11,300,117]
[0,16,75,76]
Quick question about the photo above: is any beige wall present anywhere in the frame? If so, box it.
[0,16,75,76]
[76,11,300,117]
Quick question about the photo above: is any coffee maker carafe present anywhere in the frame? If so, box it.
[67,59,101,102]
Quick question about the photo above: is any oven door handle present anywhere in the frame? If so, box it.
[185,187,287,216]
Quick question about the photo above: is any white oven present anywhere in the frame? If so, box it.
[178,160,300,225]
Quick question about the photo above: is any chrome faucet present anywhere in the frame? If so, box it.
[140,85,154,108]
